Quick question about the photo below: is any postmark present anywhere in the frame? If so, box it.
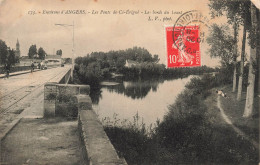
[165,10,209,68]
[166,25,201,67]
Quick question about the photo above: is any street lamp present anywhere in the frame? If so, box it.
[55,21,75,81]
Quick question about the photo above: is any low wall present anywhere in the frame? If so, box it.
[77,95,127,165]
[0,66,31,74]
[43,83,127,165]
[0,64,62,74]
[59,69,71,84]
[44,83,90,117]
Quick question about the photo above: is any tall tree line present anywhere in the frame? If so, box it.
[209,0,259,118]
[28,44,47,60]
[0,39,16,66]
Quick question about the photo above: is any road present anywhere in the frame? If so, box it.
[0,66,70,136]
[0,66,85,165]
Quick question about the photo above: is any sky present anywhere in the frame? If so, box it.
[0,0,229,67]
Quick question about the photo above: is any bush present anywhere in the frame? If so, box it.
[56,94,78,118]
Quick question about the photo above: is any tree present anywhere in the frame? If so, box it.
[209,0,252,101]
[153,54,160,63]
[56,49,62,56]
[232,21,239,92]
[207,24,234,67]
[38,47,46,60]
[209,0,241,93]
[0,39,8,65]
[243,3,258,118]
[7,48,16,65]
[237,22,247,101]
[28,45,37,59]
[257,9,260,98]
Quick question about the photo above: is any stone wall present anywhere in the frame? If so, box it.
[77,95,127,165]
[43,80,127,164]
[44,83,90,117]
[59,69,71,84]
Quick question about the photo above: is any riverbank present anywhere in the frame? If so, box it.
[204,85,259,146]
[103,75,259,164]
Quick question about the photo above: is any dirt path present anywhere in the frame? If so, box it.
[217,95,259,149]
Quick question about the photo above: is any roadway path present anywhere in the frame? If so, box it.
[0,66,85,165]
[0,66,70,138]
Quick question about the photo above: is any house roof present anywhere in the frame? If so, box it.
[126,59,139,65]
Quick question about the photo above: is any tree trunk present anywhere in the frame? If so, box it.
[243,3,258,118]
[232,21,238,92]
[237,22,246,101]
[257,9,260,97]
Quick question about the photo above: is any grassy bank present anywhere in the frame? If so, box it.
[103,74,259,164]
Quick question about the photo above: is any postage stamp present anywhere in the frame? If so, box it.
[165,10,209,68]
[165,25,201,68]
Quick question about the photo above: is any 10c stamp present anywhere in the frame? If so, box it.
[165,10,208,68]
[166,25,201,68]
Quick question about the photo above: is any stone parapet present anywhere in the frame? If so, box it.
[77,95,127,165]
[44,83,90,117]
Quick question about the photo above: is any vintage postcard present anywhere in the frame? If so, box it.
[0,0,259,164]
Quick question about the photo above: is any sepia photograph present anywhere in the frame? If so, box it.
[0,0,259,164]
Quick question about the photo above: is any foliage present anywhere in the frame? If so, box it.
[208,0,251,26]
[56,94,78,118]
[28,44,37,59]
[74,47,216,87]
[38,47,46,60]
[7,49,16,66]
[56,49,62,56]
[0,39,8,65]
[74,47,165,86]
[207,24,235,67]
[103,113,170,165]
[208,0,260,48]
[0,39,16,67]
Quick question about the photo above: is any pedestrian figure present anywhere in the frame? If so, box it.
[4,63,10,79]
[38,62,41,69]
[40,61,44,70]
[31,61,34,73]
[216,89,228,98]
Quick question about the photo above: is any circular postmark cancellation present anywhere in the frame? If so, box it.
[166,10,209,68]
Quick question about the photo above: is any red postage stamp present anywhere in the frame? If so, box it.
[165,26,201,68]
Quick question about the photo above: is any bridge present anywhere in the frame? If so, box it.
[0,66,127,165]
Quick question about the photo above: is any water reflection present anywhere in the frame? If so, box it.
[91,76,194,126]
[89,86,102,105]
[104,79,164,100]
[90,77,190,104]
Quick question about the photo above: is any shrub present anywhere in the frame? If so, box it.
[56,94,78,118]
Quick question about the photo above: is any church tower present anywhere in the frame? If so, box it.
[15,39,20,59]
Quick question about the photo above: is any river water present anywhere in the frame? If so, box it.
[91,76,194,126]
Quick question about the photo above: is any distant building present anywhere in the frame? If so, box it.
[19,55,61,67]
[19,56,39,66]
[125,59,140,68]
[15,39,20,59]
[45,55,62,66]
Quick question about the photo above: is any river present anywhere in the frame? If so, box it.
[91,76,194,126]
